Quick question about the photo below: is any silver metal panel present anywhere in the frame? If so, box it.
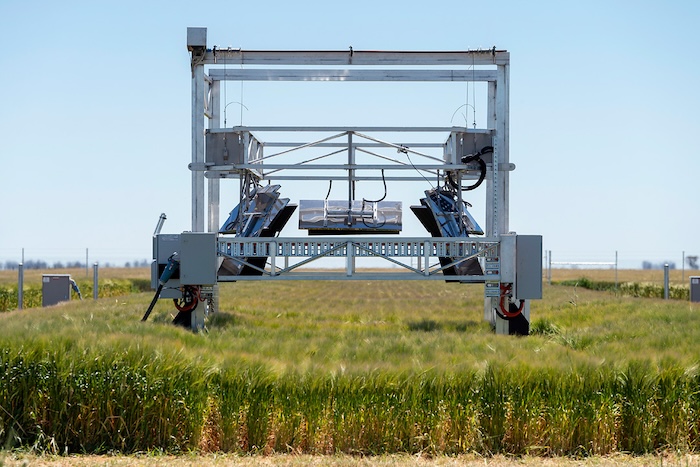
[499,234,516,283]
[180,232,217,285]
[299,200,402,234]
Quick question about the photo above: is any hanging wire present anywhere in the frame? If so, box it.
[471,53,477,129]
[398,145,435,190]
[240,61,244,125]
[223,48,227,126]
[362,169,387,204]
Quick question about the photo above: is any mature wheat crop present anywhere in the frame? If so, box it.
[1,272,700,456]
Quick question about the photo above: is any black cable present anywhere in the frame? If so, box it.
[362,169,387,204]
[399,145,435,189]
[447,146,492,191]
[361,211,387,229]
[360,169,388,230]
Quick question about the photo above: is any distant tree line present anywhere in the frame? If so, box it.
[641,256,699,270]
[642,261,676,270]
[1,259,150,270]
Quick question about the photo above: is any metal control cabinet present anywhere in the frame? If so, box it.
[180,232,218,285]
[691,276,700,303]
[498,234,543,299]
[515,235,543,299]
[42,274,71,307]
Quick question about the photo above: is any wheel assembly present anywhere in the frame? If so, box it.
[172,286,200,327]
[495,283,524,320]
[173,285,199,312]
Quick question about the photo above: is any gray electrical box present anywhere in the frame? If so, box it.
[180,232,218,285]
[498,234,543,300]
[205,131,245,165]
[186,27,207,50]
[42,274,71,307]
[691,276,700,303]
[515,235,543,299]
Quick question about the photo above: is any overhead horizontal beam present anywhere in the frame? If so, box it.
[262,142,443,148]
[203,49,508,66]
[200,163,472,171]
[207,68,497,82]
[204,175,438,182]
[217,273,493,282]
[208,126,492,133]
[205,174,481,181]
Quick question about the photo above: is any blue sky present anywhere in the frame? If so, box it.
[0,1,698,268]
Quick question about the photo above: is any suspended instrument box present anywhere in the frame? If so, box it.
[299,200,402,235]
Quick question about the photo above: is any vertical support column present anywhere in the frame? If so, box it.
[347,132,354,227]
[17,263,23,310]
[682,251,685,283]
[487,61,516,334]
[346,241,353,277]
[423,241,430,276]
[484,81,499,326]
[93,263,99,300]
[664,263,670,299]
[191,59,206,232]
[208,80,221,234]
[495,62,510,236]
[207,80,221,316]
[270,242,277,276]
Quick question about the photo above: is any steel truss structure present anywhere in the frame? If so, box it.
[146,28,542,334]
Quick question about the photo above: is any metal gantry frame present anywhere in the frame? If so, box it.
[170,27,541,334]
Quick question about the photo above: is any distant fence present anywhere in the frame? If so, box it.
[2,263,151,312]
[544,251,618,286]
[543,250,700,292]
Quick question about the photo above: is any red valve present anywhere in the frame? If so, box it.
[497,283,524,319]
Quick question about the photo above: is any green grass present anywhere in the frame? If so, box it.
[555,277,690,300]
[0,268,152,312]
[1,273,700,456]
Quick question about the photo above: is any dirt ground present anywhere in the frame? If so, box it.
[2,453,699,466]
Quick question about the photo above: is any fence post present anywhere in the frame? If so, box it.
[682,250,685,283]
[664,263,670,300]
[615,251,618,288]
[18,263,24,310]
[93,262,99,300]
